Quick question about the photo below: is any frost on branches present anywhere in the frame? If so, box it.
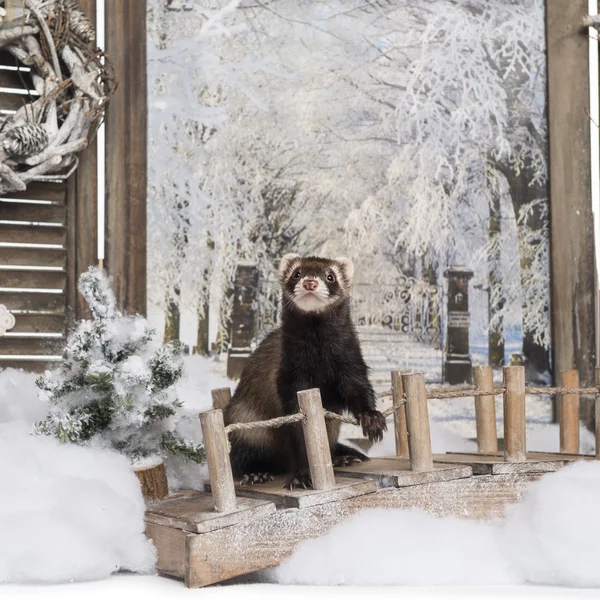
[34,267,205,465]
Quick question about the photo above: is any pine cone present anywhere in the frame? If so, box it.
[69,6,96,43]
[3,124,49,160]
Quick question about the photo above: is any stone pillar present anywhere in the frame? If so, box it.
[444,267,474,384]
[226,265,259,380]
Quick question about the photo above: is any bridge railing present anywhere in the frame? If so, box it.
[199,365,600,514]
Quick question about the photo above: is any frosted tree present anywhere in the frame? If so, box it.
[35,268,205,465]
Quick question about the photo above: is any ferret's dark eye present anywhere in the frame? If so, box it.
[327,273,335,283]
[293,270,301,279]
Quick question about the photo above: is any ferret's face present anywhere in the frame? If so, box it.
[279,254,354,313]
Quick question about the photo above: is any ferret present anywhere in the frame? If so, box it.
[224,253,386,490]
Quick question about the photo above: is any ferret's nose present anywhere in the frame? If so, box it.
[302,279,318,291]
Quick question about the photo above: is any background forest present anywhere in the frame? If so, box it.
[146,0,550,382]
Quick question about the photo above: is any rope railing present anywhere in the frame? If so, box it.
[375,385,600,400]
[224,401,406,435]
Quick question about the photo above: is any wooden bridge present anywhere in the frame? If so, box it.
[144,364,600,588]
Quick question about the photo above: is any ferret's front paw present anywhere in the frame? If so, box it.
[359,409,387,442]
[282,469,312,491]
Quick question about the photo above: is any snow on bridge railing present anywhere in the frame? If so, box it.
[199,365,600,514]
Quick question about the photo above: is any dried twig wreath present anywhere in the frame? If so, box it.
[0,0,116,194]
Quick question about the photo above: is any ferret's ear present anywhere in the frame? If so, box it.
[335,257,354,283]
[279,253,300,278]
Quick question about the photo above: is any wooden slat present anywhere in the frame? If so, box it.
[0,224,65,245]
[0,337,65,354]
[3,182,67,204]
[547,2,596,395]
[105,0,147,315]
[7,313,65,334]
[0,246,66,267]
[0,201,66,224]
[0,269,66,290]
[0,359,61,372]
[0,291,65,312]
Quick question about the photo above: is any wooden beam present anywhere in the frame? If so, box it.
[546,1,596,393]
[66,0,99,324]
[104,0,147,315]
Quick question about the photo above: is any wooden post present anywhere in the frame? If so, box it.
[559,369,580,454]
[402,372,433,472]
[134,462,168,502]
[473,365,498,454]
[594,367,600,460]
[211,388,232,410]
[391,371,409,458]
[104,0,147,315]
[547,1,596,398]
[503,366,526,462]
[199,409,237,513]
[297,389,335,491]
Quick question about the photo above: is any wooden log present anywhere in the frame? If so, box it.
[199,409,237,513]
[134,462,168,502]
[473,365,498,454]
[503,366,526,462]
[297,388,335,491]
[402,372,433,472]
[559,369,580,454]
[594,367,600,460]
[211,387,231,410]
[391,370,409,458]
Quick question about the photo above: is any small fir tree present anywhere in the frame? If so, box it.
[35,267,205,465]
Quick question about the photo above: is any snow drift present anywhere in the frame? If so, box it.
[271,460,600,587]
[0,424,156,584]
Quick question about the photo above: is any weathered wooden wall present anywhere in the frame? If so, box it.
[104,0,148,316]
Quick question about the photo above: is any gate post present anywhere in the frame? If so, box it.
[226,265,259,379]
[443,267,474,384]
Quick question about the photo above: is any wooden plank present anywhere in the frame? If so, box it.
[144,523,188,580]
[207,476,377,510]
[0,359,61,372]
[66,0,98,322]
[105,0,147,315]
[0,246,66,268]
[0,291,65,312]
[432,452,588,475]
[0,269,66,290]
[178,474,541,587]
[0,337,65,354]
[0,201,66,223]
[3,182,67,204]
[546,1,596,391]
[145,492,276,534]
[333,457,472,488]
[9,313,65,334]
[0,224,65,246]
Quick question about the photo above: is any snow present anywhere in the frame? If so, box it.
[0,424,156,584]
[270,461,600,587]
[0,353,235,585]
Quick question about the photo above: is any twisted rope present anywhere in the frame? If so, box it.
[376,386,600,400]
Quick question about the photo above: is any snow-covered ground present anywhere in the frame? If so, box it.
[1,355,599,592]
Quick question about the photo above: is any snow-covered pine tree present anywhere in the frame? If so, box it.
[34,267,205,465]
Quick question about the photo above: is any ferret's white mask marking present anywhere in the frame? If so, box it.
[293,276,332,313]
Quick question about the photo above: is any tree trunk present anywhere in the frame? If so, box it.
[134,462,168,502]
[195,300,210,356]
[488,191,505,367]
[163,295,180,344]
